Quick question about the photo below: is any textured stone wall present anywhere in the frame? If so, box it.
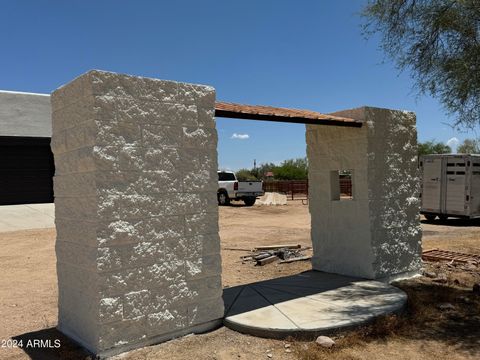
[51,70,223,356]
[306,107,422,280]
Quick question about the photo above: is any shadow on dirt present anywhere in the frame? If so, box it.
[421,217,480,227]
[11,327,91,360]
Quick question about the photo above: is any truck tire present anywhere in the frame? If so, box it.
[424,214,436,222]
[243,197,256,206]
[218,191,230,206]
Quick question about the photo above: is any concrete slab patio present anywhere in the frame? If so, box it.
[0,203,54,232]
[223,271,407,339]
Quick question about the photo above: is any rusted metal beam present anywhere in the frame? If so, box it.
[214,101,363,127]
[422,249,480,264]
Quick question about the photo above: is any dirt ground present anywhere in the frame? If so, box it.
[0,201,479,360]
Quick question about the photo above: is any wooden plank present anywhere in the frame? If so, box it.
[215,110,363,127]
[278,256,312,264]
[254,253,273,261]
[214,102,362,127]
[222,247,252,252]
[254,244,301,251]
[257,255,278,266]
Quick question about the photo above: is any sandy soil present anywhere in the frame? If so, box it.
[422,217,480,254]
[0,202,479,360]
[220,201,312,288]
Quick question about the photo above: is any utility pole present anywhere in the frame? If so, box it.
[253,159,256,170]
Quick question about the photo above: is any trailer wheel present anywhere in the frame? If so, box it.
[217,191,230,206]
[243,197,256,206]
[424,214,437,222]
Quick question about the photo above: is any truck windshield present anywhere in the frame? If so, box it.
[218,172,236,181]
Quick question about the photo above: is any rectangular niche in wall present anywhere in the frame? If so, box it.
[330,169,354,200]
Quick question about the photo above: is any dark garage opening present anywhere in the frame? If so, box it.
[0,136,54,205]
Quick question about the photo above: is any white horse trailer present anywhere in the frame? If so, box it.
[420,154,480,221]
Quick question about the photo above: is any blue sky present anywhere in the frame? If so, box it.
[1,1,476,170]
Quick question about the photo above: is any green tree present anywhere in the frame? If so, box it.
[254,162,277,180]
[418,140,451,156]
[273,157,308,180]
[457,138,480,153]
[235,169,258,181]
[363,1,480,128]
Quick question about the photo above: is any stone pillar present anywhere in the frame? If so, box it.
[306,107,422,280]
[51,70,223,356]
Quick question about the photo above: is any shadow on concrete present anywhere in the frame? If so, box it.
[11,327,92,360]
[421,217,480,227]
[223,271,367,316]
[222,271,406,339]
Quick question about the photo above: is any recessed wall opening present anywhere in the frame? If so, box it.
[330,169,353,200]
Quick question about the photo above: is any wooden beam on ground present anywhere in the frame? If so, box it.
[279,256,312,264]
[222,247,252,252]
[254,244,301,251]
[257,255,278,266]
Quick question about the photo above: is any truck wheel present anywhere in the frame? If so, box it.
[243,197,256,206]
[424,214,436,222]
[218,191,230,206]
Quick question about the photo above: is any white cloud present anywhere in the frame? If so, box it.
[446,137,459,153]
[231,133,249,140]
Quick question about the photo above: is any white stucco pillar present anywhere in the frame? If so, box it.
[306,107,422,280]
[51,70,223,356]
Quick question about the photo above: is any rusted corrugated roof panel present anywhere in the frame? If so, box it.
[214,101,362,127]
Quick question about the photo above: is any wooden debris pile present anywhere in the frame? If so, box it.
[240,244,312,266]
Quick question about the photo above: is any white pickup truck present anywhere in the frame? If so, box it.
[217,171,264,206]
